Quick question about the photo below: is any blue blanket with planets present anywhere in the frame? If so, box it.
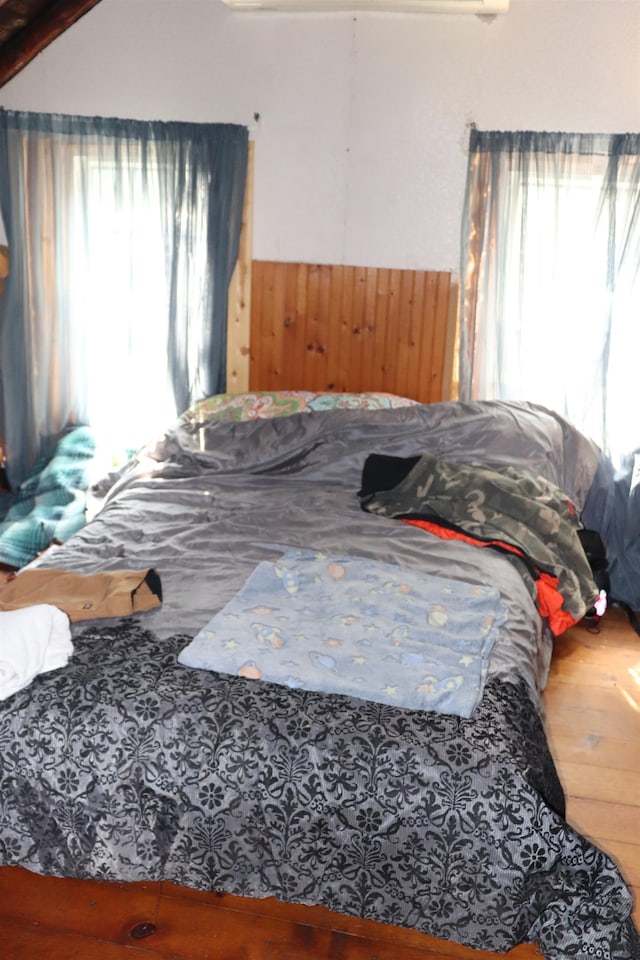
[179,548,507,717]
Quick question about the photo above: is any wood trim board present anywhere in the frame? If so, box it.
[226,142,254,393]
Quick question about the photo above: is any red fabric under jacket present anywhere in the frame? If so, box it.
[402,518,577,636]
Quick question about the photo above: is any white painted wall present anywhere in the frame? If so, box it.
[1,0,639,271]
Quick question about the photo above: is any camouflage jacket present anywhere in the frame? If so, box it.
[359,453,598,625]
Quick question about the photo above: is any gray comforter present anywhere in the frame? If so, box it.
[0,399,637,960]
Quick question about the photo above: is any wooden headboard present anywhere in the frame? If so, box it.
[225,146,457,404]
[244,261,458,404]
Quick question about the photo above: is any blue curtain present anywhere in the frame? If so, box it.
[0,109,248,487]
[459,129,640,469]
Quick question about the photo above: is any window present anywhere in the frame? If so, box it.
[70,153,197,467]
[460,130,640,467]
[0,110,248,487]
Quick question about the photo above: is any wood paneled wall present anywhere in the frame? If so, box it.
[249,261,457,403]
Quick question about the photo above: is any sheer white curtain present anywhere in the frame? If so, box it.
[0,110,248,487]
[459,130,640,468]
[69,150,181,467]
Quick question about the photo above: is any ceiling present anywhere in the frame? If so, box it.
[0,0,102,88]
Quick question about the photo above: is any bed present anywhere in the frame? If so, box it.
[0,391,637,960]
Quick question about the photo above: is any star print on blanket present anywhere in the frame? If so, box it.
[178,548,507,718]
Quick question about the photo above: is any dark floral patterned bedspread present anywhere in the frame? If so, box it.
[0,619,637,960]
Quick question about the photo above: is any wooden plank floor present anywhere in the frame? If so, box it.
[545,607,640,921]
[0,609,637,958]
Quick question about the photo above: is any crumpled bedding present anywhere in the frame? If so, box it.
[1,398,636,960]
[582,449,640,611]
[0,426,95,569]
